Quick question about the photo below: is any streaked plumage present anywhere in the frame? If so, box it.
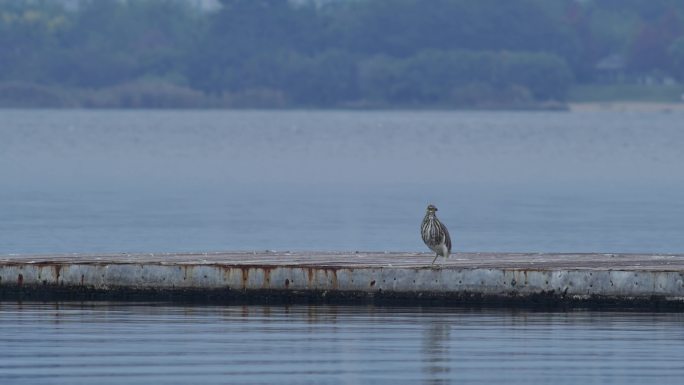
[421,204,452,265]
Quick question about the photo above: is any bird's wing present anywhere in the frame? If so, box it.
[442,222,452,253]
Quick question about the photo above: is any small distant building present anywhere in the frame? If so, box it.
[187,0,221,10]
[594,54,626,83]
[57,0,221,11]
[595,54,681,86]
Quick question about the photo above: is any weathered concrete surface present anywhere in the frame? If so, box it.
[1,252,684,307]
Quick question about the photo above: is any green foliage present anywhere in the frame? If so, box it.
[627,8,683,73]
[0,0,67,82]
[52,0,200,87]
[358,50,572,104]
[84,81,208,108]
[668,36,684,80]
[0,0,683,108]
[336,0,579,59]
[0,81,74,107]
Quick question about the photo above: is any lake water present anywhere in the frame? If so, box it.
[1,109,684,254]
[1,109,684,383]
[1,303,684,385]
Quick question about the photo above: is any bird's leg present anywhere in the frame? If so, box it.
[431,254,439,266]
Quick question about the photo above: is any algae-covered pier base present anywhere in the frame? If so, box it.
[1,252,684,308]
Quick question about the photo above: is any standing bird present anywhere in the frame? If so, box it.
[421,204,452,266]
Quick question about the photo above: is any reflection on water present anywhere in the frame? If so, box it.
[423,322,451,384]
[1,302,683,384]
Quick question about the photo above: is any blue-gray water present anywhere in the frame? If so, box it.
[1,110,684,254]
[1,110,684,383]
[1,303,684,385]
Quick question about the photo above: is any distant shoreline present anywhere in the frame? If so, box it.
[2,81,683,111]
[1,81,683,112]
[3,102,684,112]
[569,102,684,112]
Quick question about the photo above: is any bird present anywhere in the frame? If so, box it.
[421,204,452,266]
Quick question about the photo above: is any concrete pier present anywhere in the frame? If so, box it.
[2,252,684,308]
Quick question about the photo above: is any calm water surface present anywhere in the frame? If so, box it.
[1,303,684,385]
[1,110,684,383]
[1,109,684,254]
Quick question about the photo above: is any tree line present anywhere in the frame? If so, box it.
[1,0,683,108]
